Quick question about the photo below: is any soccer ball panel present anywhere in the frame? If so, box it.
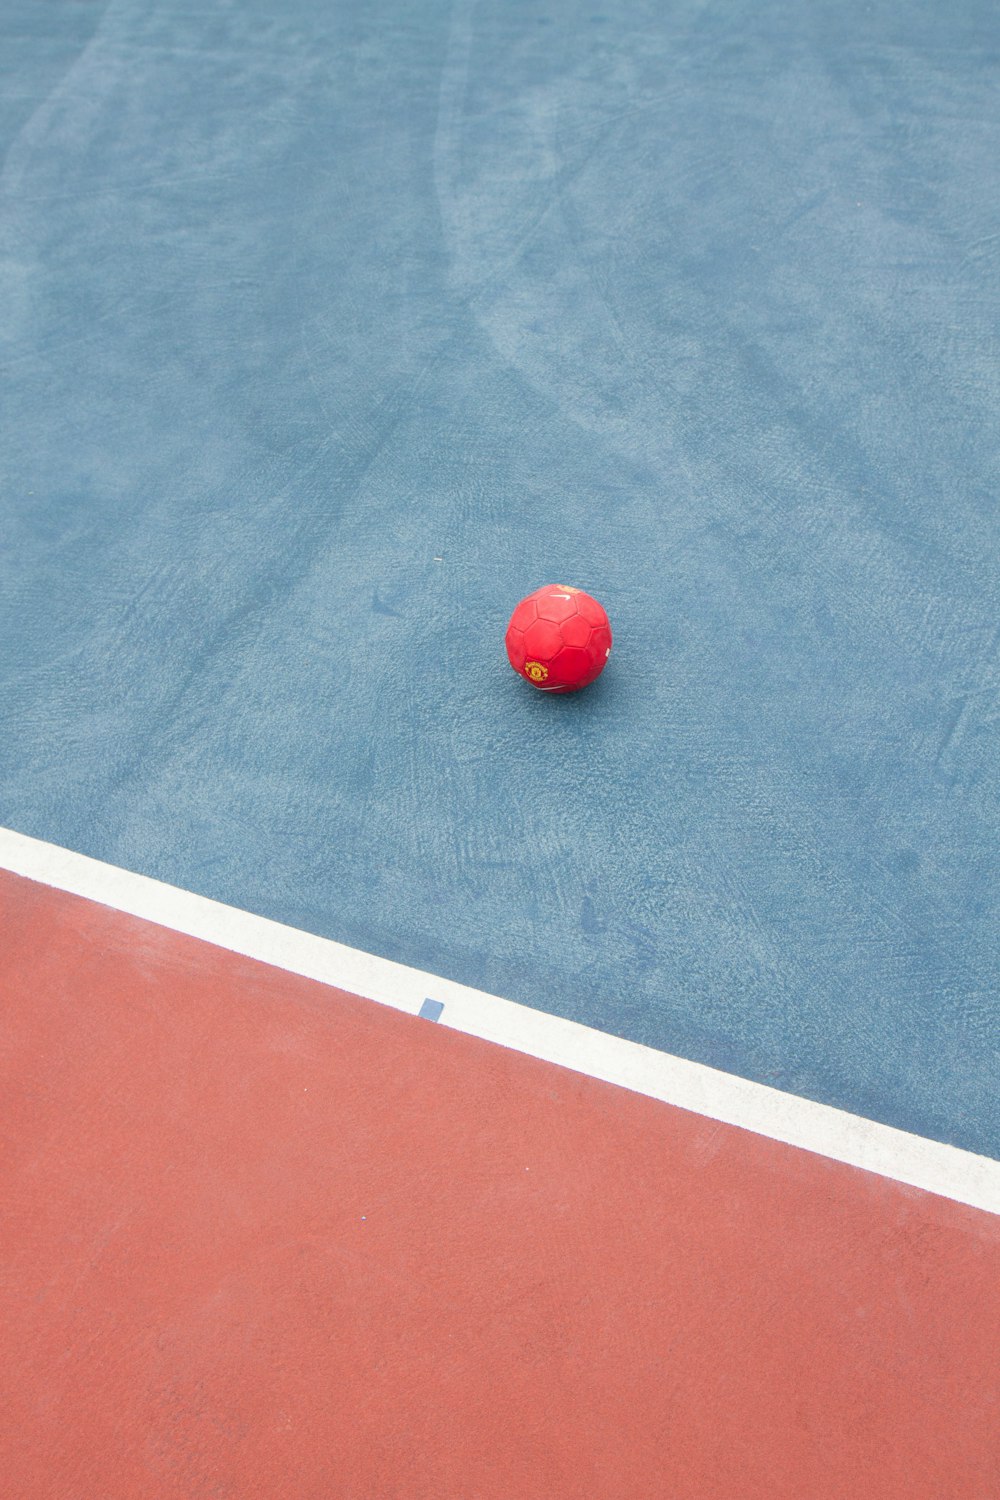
[505,625,528,671]
[509,597,538,633]
[575,593,607,628]
[590,624,612,658]
[522,617,564,662]
[552,645,593,684]
[559,613,592,649]
[534,590,579,624]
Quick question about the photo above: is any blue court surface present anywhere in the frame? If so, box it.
[3,0,997,1156]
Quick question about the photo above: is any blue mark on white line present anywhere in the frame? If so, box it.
[419,999,444,1022]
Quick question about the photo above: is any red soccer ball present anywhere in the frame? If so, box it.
[505,584,612,693]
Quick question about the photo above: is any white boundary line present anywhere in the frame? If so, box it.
[2,825,998,1216]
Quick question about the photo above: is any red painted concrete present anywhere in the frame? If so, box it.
[1,868,998,1499]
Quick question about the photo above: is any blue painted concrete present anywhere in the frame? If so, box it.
[2,1,998,1155]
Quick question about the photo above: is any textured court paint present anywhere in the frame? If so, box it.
[1,2,999,1157]
[4,831,999,1213]
[2,873,999,1500]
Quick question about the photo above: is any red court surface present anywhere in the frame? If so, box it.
[2,868,998,1500]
